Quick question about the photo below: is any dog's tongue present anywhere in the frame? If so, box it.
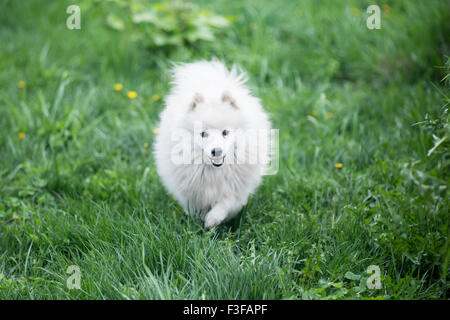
[212,158,222,164]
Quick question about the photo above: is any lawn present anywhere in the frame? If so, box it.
[0,0,448,299]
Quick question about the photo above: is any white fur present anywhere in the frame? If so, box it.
[154,60,271,228]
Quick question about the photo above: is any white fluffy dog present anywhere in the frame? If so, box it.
[154,60,271,229]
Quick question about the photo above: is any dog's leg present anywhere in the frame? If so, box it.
[204,198,244,229]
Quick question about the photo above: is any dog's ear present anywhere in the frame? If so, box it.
[222,91,238,109]
[189,93,204,111]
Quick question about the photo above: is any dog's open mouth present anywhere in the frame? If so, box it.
[210,155,225,167]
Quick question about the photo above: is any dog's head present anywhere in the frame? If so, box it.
[185,91,247,168]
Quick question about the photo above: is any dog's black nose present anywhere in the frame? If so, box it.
[211,148,222,157]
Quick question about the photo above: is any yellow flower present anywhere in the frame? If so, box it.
[114,83,123,91]
[18,81,26,89]
[143,142,149,149]
[12,215,19,221]
[351,8,360,16]
[383,4,391,17]
[152,128,159,135]
[127,91,138,99]
[326,112,334,119]
[311,110,318,117]
[18,132,26,140]
[152,94,160,102]
[21,276,25,280]
[335,163,343,169]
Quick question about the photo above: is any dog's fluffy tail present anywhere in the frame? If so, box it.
[170,59,248,93]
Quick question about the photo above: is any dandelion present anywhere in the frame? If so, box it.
[152,128,159,135]
[127,91,138,99]
[311,110,318,117]
[18,132,26,140]
[383,4,391,17]
[335,163,343,169]
[12,215,19,221]
[144,142,149,149]
[20,276,25,280]
[18,81,26,89]
[152,94,160,102]
[351,8,360,16]
[326,112,334,119]
[113,83,123,91]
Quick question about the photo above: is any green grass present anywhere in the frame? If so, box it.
[0,0,449,299]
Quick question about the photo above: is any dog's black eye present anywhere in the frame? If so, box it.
[222,130,229,137]
[201,131,208,138]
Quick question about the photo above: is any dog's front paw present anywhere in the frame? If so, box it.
[204,211,225,229]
